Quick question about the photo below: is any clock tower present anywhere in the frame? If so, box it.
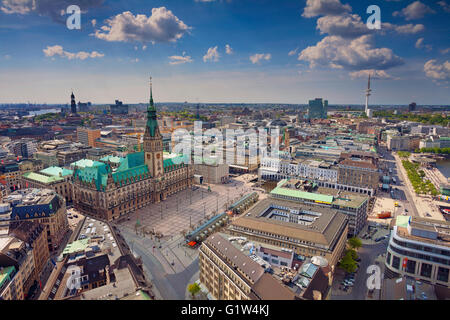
[144,77,163,178]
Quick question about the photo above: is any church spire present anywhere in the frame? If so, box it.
[149,76,154,107]
[145,76,159,137]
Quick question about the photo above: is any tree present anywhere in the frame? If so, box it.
[338,251,357,273]
[188,283,201,299]
[348,237,362,250]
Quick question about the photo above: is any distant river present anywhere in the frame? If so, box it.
[436,159,450,180]
[28,108,61,116]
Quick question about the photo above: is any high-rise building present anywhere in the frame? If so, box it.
[408,102,417,112]
[77,128,101,148]
[307,98,328,119]
[70,92,77,114]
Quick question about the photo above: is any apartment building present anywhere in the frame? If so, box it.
[21,166,74,203]
[0,236,35,300]
[2,189,69,252]
[199,234,297,300]
[77,128,101,148]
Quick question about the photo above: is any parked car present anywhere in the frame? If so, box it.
[374,237,384,242]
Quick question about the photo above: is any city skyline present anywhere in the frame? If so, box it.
[0,0,449,104]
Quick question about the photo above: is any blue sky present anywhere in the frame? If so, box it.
[0,0,449,105]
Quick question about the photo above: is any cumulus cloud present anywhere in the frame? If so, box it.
[1,0,104,22]
[302,0,351,18]
[415,37,432,51]
[424,60,450,81]
[225,44,233,55]
[249,53,271,64]
[91,19,97,27]
[390,23,425,34]
[393,1,435,20]
[169,53,193,65]
[142,45,147,50]
[298,35,404,71]
[43,45,104,60]
[437,1,450,13]
[349,69,394,80]
[93,7,190,44]
[203,46,220,62]
[316,14,370,39]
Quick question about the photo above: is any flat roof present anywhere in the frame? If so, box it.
[230,198,347,247]
[22,171,64,184]
[40,166,73,177]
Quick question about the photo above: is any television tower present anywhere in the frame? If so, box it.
[365,74,372,117]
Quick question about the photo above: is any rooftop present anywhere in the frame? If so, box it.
[230,198,347,247]
[22,171,64,184]
[40,166,74,177]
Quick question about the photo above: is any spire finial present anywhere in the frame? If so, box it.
[149,76,154,106]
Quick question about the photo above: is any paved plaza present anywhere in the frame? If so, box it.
[120,178,263,237]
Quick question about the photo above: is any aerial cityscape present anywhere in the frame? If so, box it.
[0,0,449,309]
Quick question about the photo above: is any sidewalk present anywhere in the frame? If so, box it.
[394,154,440,220]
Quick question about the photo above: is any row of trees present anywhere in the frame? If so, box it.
[415,147,450,155]
[402,160,439,196]
[397,151,411,158]
[373,111,449,126]
[338,237,362,273]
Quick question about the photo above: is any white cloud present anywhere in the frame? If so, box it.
[142,45,147,51]
[382,22,425,34]
[169,54,193,65]
[302,0,351,18]
[438,1,450,13]
[1,0,104,22]
[316,14,369,39]
[203,46,220,62]
[441,48,450,55]
[288,48,298,56]
[250,53,271,64]
[415,37,432,51]
[424,60,450,81]
[298,35,404,71]
[93,7,190,43]
[349,69,395,80]
[225,44,233,55]
[393,1,435,20]
[43,45,105,60]
[131,58,139,63]
[91,19,97,27]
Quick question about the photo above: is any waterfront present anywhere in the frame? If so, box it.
[436,159,450,180]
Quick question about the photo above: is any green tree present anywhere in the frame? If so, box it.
[188,283,201,298]
[348,237,362,250]
[338,251,357,273]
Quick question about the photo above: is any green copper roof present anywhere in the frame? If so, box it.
[0,266,15,288]
[396,216,411,228]
[100,155,122,163]
[23,171,64,184]
[71,159,104,169]
[74,152,150,190]
[271,180,334,204]
[164,154,189,168]
[63,239,89,256]
[40,166,73,177]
